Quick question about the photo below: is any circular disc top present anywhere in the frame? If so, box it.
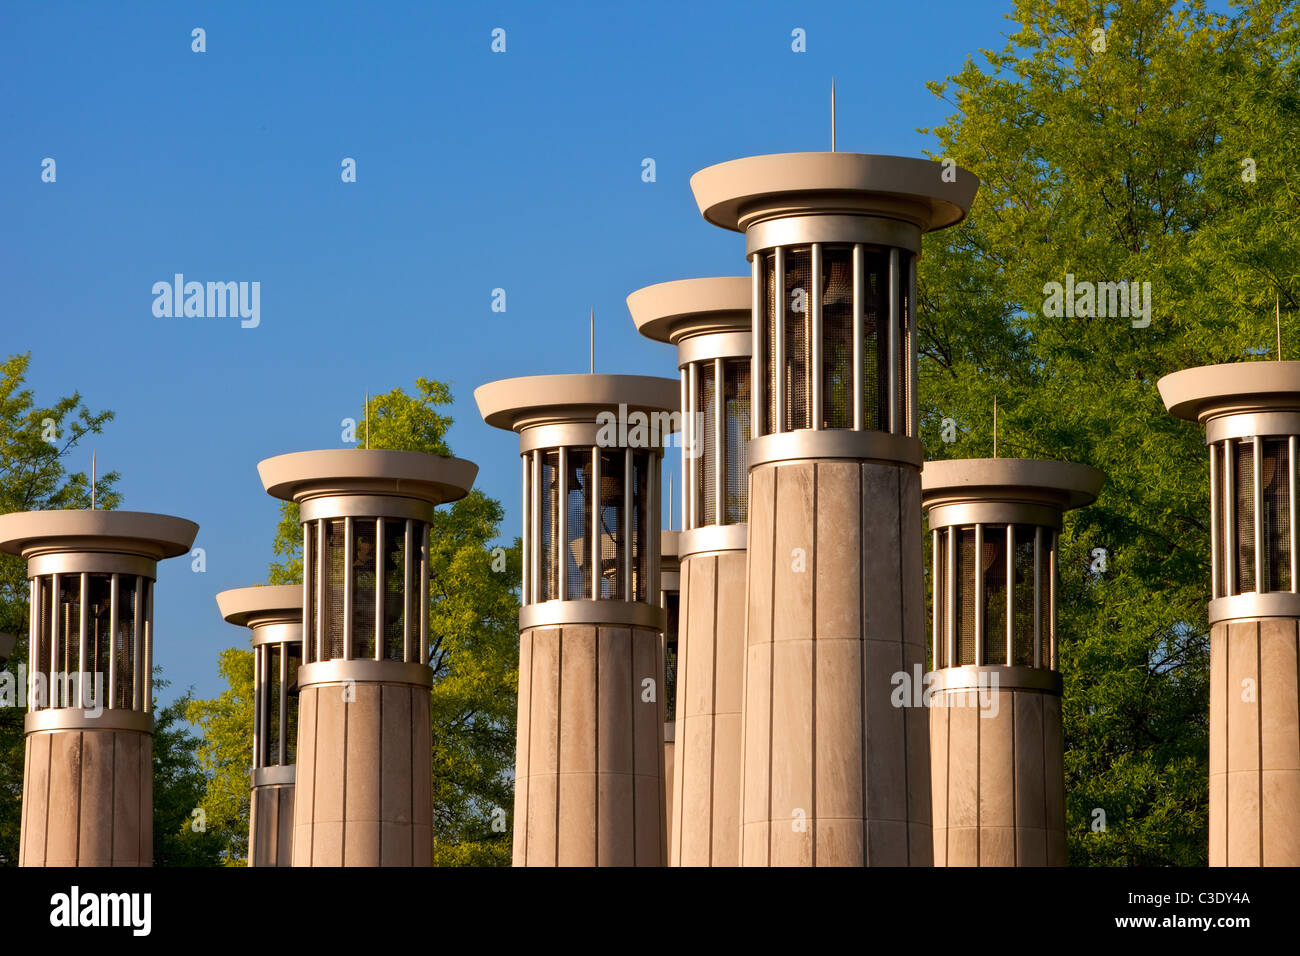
[921,458,1105,512]
[475,373,680,433]
[258,448,477,505]
[0,509,198,560]
[690,152,979,234]
[627,277,751,345]
[1159,361,1300,422]
[216,584,303,628]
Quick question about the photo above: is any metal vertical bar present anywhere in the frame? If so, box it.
[649,454,658,601]
[1209,443,1219,600]
[374,517,385,661]
[50,572,60,706]
[530,450,541,602]
[302,522,313,662]
[1049,532,1058,670]
[687,362,697,529]
[945,527,956,667]
[108,573,118,710]
[404,520,414,661]
[279,641,288,766]
[132,577,142,711]
[751,254,764,436]
[714,357,725,522]
[1006,524,1015,667]
[592,447,602,599]
[1225,439,1236,596]
[252,646,260,770]
[888,248,900,435]
[521,456,530,605]
[144,580,153,714]
[558,445,569,600]
[624,447,633,601]
[931,529,941,669]
[973,524,984,666]
[1033,527,1042,668]
[77,572,88,706]
[316,519,326,662]
[908,253,918,437]
[852,244,864,431]
[29,578,38,711]
[774,245,786,434]
[810,243,823,430]
[342,516,354,659]
[1291,436,1297,591]
[419,523,430,665]
[1254,438,1264,591]
[680,368,689,527]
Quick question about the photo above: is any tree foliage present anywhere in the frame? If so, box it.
[918,0,1300,864]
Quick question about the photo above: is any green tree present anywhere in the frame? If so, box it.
[153,677,227,866]
[184,649,254,865]
[919,0,1300,863]
[0,352,119,865]
[192,378,520,865]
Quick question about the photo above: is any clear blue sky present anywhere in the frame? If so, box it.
[3,0,1031,703]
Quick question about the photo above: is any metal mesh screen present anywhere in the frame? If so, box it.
[285,645,300,764]
[265,644,281,766]
[982,529,1008,666]
[58,575,80,699]
[821,245,854,429]
[565,450,592,600]
[956,528,976,665]
[114,575,138,709]
[381,519,406,659]
[87,574,111,704]
[898,251,912,431]
[597,450,626,600]
[36,577,50,704]
[325,519,346,660]
[763,252,777,434]
[664,601,679,721]
[698,362,717,526]
[861,249,890,431]
[724,358,750,524]
[1236,441,1256,593]
[783,248,812,431]
[633,451,650,601]
[352,519,377,659]
[1263,438,1291,592]
[1013,526,1037,666]
[541,450,559,602]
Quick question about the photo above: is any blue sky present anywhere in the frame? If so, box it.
[3,0,1040,703]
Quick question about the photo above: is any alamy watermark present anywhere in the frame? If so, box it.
[152,274,260,328]
[890,664,1000,718]
[595,404,704,458]
[1042,273,1151,328]
[1,664,105,717]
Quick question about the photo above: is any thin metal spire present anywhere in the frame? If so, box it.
[590,308,595,374]
[669,472,675,530]
[365,389,370,449]
[1277,294,1282,360]
[993,395,998,459]
[91,451,96,510]
[831,78,837,152]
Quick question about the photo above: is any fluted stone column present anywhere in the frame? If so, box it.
[0,509,198,867]
[477,373,677,866]
[259,449,477,866]
[659,529,680,852]
[217,585,303,867]
[630,276,751,865]
[922,458,1102,866]
[1161,361,1300,866]
[690,151,978,865]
